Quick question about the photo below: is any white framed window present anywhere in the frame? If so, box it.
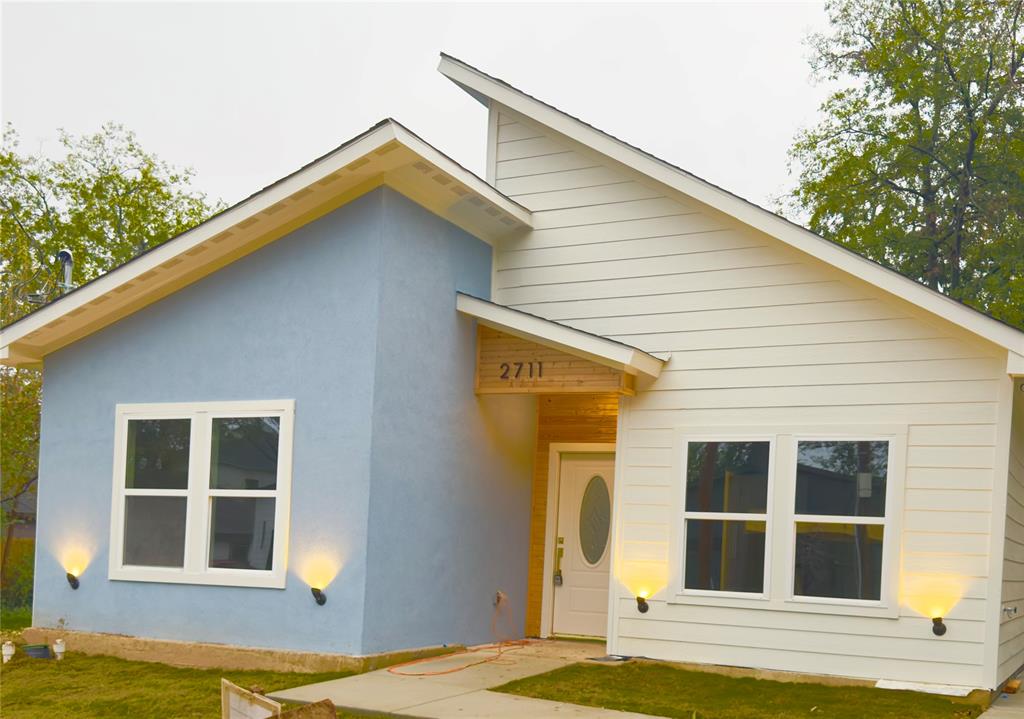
[786,435,901,609]
[670,425,905,617]
[679,435,775,599]
[108,400,294,588]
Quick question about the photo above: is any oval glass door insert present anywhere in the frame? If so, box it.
[579,474,611,565]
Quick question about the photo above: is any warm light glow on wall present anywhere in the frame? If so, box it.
[618,559,670,602]
[296,553,343,591]
[901,574,965,619]
[56,543,94,578]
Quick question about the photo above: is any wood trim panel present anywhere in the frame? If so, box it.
[477,326,634,395]
[525,394,619,636]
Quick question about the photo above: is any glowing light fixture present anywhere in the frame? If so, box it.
[310,587,327,606]
[58,544,93,588]
[2,642,14,664]
[53,638,66,660]
[619,559,668,615]
[901,575,962,638]
[636,593,650,614]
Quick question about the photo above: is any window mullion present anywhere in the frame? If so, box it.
[771,434,795,602]
[184,412,212,574]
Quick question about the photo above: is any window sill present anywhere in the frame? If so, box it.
[109,566,286,589]
[782,595,898,618]
[667,592,900,618]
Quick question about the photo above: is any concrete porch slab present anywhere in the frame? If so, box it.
[410,689,662,718]
[982,691,1024,717]
[268,640,660,718]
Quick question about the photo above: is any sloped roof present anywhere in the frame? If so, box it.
[0,119,531,368]
[438,54,1024,369]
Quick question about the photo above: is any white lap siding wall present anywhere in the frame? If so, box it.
[1000,382,1024,683]
[489,105,1008,687]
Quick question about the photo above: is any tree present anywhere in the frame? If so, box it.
[0,123,223,536]
[788,0,1024,329]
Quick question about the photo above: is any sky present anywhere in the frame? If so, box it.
[2,1,833,209]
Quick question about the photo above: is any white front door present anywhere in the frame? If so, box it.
[552,454,615,638]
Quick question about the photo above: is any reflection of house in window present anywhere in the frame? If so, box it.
[718,469,767,593]
[209,498,275,570]
[685,441,769,594]
[794,461,886,517]
[794,521,883,601]
[793,452,886,601]
[208,417,279,571]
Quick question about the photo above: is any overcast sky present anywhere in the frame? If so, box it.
[2,1,832,209]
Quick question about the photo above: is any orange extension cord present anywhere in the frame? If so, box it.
[387,591,533,677]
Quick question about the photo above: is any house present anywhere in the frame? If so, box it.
[3,54,1023,691]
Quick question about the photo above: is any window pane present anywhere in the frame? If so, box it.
[794,522,883,600]
[685,519,765,593]
[125,419,190,489]
[579,474,611,565]
[210,417,280,490]
[208,498,276,570]
[123,496,187,567]
[795,441,888,517]
[685,441,770,513]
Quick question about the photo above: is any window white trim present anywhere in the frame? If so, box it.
[108,400,294,589]
[782,431,906,613]
[675,432,777,601]
[669,424,906,619]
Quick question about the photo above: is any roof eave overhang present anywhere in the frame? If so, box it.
[456,293,666,379]
[438,54,1024,359]
[0,120,532,368]
[1009,351,1024,377]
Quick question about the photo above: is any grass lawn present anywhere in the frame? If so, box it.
[0,649,363,718]
[497,662,986,719]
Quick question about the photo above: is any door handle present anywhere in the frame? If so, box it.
[554,536,564,586]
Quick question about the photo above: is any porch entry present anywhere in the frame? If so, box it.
[551,453,615,638]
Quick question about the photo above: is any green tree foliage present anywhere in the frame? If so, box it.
[789,0,1024,328]
[0,123,223,530]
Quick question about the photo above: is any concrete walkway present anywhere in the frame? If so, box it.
[982,691,1024,717]
[268,640,662,718]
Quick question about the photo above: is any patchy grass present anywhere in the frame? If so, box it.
[0,649,363,718]
[497,662,986,719]
[1,606,33,632]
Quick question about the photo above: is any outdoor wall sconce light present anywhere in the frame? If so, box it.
[636,594,650,613]
[66,571,80,590]
[932,617,947,636]
[311,587,327,606]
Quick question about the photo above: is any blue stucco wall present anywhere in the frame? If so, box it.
[33,187,536,656]
[35,190,385,654]
[361,190,535,653]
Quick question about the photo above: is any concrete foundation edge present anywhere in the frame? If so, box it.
[21,627,461,673]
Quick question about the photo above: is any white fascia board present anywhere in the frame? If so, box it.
[439,56,1024,356]
[1009,351,1024,376]
[456,293,665,378]
[391,124,531,227]
[0,123,400,354]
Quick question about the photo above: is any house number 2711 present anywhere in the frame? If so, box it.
[499,361,543,380]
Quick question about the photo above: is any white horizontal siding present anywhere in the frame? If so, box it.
[489,107,1007,686]
[999,386,1024,683]
[497,229,766,271]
